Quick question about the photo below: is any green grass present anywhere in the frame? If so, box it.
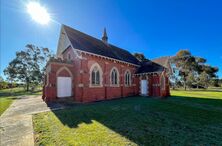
[33,90,222,146]
[171,89,222,99]
[0,97,13,116]
[0,87,42,116]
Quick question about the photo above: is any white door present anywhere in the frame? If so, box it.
[140,80,148,95]
[57,77,72,98]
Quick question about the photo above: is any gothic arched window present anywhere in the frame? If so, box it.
[90,63,102,86]
[125,70,131,86]
[110,68,119,85]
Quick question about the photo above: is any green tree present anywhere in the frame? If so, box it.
[186,72,196,88]
[199,71,210,88]
[209,78,220,87]
[0,76,7,89]
[219,79,222,87]
[202,65,218,78]
[172,50,218,90]
[4,44,53,91]
[0,76,4,82]
[172,50,197,90]
[195,63,218,88]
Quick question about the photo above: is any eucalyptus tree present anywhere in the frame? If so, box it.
[173,49,218,90]
[4,44,53,91]
[173,50,197,90]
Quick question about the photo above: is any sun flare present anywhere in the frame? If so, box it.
[26,1,50,25]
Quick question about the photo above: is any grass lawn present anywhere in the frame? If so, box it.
[33,90,222,145]
[0,87,42,116]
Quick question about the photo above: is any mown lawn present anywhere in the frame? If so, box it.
[0,88,42,116]
[33,90,222,146]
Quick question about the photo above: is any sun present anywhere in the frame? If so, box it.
[26,1,50,25]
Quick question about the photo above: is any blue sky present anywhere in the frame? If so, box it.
[1,0,222,78]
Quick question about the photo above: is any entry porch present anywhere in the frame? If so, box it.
[136,72,170,97]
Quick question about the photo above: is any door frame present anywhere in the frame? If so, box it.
[140,79,148,96]
[56,66,73,98]
[57,77,72,98]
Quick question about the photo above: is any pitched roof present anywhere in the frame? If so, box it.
[152,56,170,68]
[136,60,165,74]
[63,25,140,65]
[152,56,172,73]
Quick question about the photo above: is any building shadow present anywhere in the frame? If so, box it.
[45,95,222,145]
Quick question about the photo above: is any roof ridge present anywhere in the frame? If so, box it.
[152,56,171,60]
[64,24,135,55]
[62,24,140,65]
[63,24,107,44]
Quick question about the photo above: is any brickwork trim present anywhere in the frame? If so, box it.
[72,47,140,67]
[56,66,73,78]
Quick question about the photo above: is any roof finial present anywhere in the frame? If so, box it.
[102,28,108,43]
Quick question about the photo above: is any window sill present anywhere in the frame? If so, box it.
[124,85,132,87]
[109,85,120,87]
[89,85,103,88]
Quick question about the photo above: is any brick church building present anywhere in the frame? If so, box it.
[43,25,170,102]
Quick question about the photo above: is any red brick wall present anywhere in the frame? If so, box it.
[43,47,170,102]
[62,48,138,102]
[137,73,169,97]
[43,62,75,102]
[160,71,170,97]
[152,74,161,96]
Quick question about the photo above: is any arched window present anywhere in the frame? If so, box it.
[110,67,119,85]
[125,70,131,86]
[91,66,100,85]
[90,63,102,86]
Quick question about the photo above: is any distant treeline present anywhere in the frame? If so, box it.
[0,81,23,90]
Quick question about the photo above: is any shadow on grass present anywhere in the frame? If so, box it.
[44,95,222,145]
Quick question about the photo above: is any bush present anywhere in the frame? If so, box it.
[0,81,8,89]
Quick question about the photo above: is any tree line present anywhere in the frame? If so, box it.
[0,76,22,90]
